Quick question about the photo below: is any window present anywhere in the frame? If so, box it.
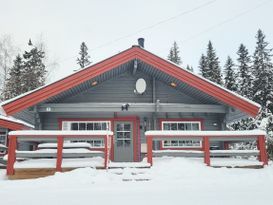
[162,121,202,148]
[0,131,7,153]
[62,121,111,148]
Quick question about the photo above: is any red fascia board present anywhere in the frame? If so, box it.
[0,119,26,130]
[2,47,139,115]
[134,49,259,117]
[2,46,259,117]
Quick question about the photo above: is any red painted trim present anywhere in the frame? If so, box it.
[158,118,204,150]
[104,135,108,168]
[56,136,64,172]
[6,136,17,175]
[59,116,140,162]
[2,47,259,117]
[0,119,31,130]
[203,136,210,166]
[146,136,153,166]
[258,135,268,165]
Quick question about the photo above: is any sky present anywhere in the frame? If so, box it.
[1,0,273,82]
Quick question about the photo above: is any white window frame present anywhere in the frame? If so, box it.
[0,130,7,153]
[61,120,111,148]
[161,121,202,148]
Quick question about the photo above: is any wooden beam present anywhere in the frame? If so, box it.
[38,103,227,113]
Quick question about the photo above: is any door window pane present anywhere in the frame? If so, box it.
[79,123,86,130]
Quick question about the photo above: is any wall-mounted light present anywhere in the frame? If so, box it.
[91,81,98,86]
[170,82,177,87]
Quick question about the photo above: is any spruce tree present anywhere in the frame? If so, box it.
[224,56,237,92]
[77,42,91,69]
[205,41,223,85]
[252,29,273,110]
[237,44,253,99]
[167,41,182,65]
[199,53,209,78]
[2,55,24,100]
[22,39,47,93]
[186,64,194,72]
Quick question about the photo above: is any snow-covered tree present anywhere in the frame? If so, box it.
[252,29,273,111]
[204,41,223,85]
[22,39,47,93]
[224,56,237,92]
[167,41,182,65]
[236,44,253,99]
[186,64,194,72]
[77,42,91,69]
[2,55,24,100]
[199,53,209,78]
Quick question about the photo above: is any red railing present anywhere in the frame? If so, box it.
[6,130,113,175]
[145,130,268,166]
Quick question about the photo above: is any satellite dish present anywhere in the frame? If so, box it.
[135,78,146,94]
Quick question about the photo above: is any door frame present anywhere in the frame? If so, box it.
[112,116,140,162]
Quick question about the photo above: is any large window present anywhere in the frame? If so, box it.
[162,121,202,148]
[0,131,7,153]
[62,121,111,148]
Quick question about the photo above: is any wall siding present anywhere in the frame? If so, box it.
[59,71,202,104]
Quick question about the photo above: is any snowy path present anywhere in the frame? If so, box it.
[0,157,272,205]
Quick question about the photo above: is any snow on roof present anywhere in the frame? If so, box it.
[9,130,113,136]
[0,46,260,111]
[0,111,34,129]
[145,130,266,136]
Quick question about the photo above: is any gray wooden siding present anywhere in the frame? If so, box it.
[59,71,202,104]
[41,112,223,145]
[13,110,35,125]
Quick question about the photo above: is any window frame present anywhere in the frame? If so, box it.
[161,120,202,149]
[61,120,111,148]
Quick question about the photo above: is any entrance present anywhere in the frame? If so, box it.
[114,121,134,162]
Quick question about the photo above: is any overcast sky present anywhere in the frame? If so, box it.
[1,0,273,82]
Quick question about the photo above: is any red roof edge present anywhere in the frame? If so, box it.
[0,119,32,130]
[1,46,260,117]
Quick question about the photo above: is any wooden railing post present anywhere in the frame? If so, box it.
[147,136,153,166]
[56,136,64,172]
[203,136,210,166]
[7,136,17,175]
[258,135,268,165]
[104,135,108,169]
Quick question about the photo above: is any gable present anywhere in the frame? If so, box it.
[1,46,260,117]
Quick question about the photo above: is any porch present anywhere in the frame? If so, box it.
[145,130,268,167]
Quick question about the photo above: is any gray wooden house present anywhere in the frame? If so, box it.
[1,39,262,164]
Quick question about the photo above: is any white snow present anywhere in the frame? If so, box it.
[0,157,272,205]
[145,129,266,136]
[210,150,260,154]
[16,148,103,154]
[9,130,113,136]
[153,150,204,154]
[14,157,104,168]
[38,142,92,149]
[0,114,34,128]
[0,144,7,149]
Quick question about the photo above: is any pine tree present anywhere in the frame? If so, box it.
[252,29,273,110]
[167,41,182,65]
[2,55,24,100]
[77,42,91,69]
[199,53,209,78]
[237,44,253,99]
[186,64,194,72]
[22,39,47,93]
[205,41,223,85]
[224,56,237,92]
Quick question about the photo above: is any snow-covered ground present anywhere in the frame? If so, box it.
[0,157,272,205]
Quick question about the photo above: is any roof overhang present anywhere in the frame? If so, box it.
[0,118,32,130]
[1,46,260,117]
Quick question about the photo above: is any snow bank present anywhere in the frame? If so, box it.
[38,142,91,149]
[0,157,272,205]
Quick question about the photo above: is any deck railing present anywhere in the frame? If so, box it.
[145,130,268,166]
[6,130,113,175]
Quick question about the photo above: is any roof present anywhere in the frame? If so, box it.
[1,46,260,117]
[0,105,34,130]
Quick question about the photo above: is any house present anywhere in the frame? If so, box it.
[1,39,268,179]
